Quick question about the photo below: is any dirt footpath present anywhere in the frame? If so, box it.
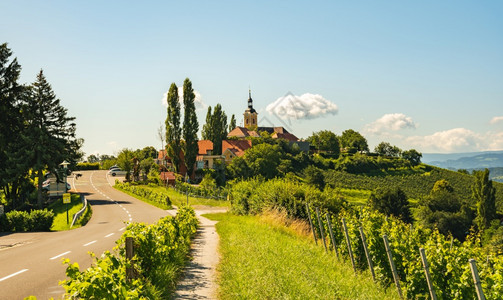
[174,207,227,299]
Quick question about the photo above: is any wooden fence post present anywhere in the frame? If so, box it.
[325,213,339,258]
[469,259,486,300]
[306,203,318,245]
[341,218,356,273]
[383,235,403,299]
[126,237,136,281]
[359,226,375,282]
[419,248,437,300]
[315,207,327,252]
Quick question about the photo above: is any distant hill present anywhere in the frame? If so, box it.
[423,151,503,170]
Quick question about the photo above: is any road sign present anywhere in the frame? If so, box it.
[63,193,71,204]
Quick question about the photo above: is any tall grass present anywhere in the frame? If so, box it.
[205,212,398,300]
[50,194,88,231]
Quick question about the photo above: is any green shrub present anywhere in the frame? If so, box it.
[2,209,55,232]
[29,209,54,231]
[5,210,31,231]
[74,162,100,170]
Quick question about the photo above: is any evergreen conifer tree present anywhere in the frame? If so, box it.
[473,169,496,231]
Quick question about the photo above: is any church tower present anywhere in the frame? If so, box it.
[243,89,258,130]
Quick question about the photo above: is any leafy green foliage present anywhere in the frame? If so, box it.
[368,187,412,223]
[340,129,369,152]
[202,103,227,155]
[307,130,340,157]
[61,206,198,299]
[0,209,54,231]
[374,142,402,157]
[75,162,100,170]
[115,182,172,209]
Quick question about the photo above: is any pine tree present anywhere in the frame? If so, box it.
[182,78,199,177]
[0,43,30,208]
[165,83,182,173]
[23,70,78,207]
[229,114,236,132]
[472,169,496,231]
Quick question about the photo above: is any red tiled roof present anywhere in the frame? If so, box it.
[160,171,176,181]
[222,139,252,157]
[272,132,299,142]
[198,140,213,155]
[158,149,167,160]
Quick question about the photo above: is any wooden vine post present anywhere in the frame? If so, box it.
[325,213,339,258]
[126,237,137,281]
[315,207,328,252]
[359,226,375,282]
[383,235,403,299]
[341,218,356,273]
[306,203,318,245]
[469,259,486,300]
[419,248,437,300]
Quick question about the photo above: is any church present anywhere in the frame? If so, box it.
[227,90,300,142]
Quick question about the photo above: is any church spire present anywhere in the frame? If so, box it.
[248,88,253,108]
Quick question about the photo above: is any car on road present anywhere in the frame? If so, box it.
[108,168,128,176]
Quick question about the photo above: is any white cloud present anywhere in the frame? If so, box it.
[161,88,206,110]
[490,116,503,124]
[406,128,484,152]
[266,92,338,120]
[364,113,417,135]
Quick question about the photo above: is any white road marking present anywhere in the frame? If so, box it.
[83,240,97,246]
[119,227,126,231]
[0,269,29,282]
[105,233,114,238]
[129,217,132,221]
[50,251,71,260]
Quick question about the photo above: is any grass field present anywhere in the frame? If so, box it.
[49,194,90,231]
[205,212,398,300]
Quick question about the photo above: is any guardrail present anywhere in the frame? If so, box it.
[70,195,87,228]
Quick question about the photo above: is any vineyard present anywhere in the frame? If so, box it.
[229,177,503,299]
[60,206,198,299]
[324,165,503,208]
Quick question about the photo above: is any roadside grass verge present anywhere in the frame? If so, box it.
[114,183,229,208]
[49,194,88,231]
[205,212,398,300]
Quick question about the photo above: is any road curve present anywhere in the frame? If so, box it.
[0,170,171,300]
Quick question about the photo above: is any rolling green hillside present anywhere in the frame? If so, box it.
[324,164,503,210]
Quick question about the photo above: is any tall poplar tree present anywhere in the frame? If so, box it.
[24,70,78,207]
[165,83,181,173]
[202,106,213,141]
[182,78,199,177]
[229,114,236,132]
[472,169,496,231]
[211,104,227,155]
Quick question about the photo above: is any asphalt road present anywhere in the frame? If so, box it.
[0,170,171,300]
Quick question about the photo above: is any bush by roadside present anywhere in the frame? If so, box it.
[0,209,54,232]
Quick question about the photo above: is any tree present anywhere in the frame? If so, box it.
[140,157,156,181]
[157,122,165,152]
[304,165,325,189]
[472,169,496,231]
[307,130,340,157]
[402,149,422,166]
[340,129,369,153]
[139,146,157,161]
[374,142,401,157]
[87,154,100,163]
[242,143,282,179]
[229,114,236,132]
[0,43,29,208]
[418,180,472,240]
[23,70,78,207]
[202,104,227,155]
[368,187,412,223]
[202,106,213,141]
[182,78,199,177]
[165,83,182,173]
[211,104,227,155]
[117,149,134,182]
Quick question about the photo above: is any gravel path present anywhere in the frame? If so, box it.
[174,207,227,299]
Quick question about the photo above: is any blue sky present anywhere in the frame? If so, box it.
[2,1,502,156]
